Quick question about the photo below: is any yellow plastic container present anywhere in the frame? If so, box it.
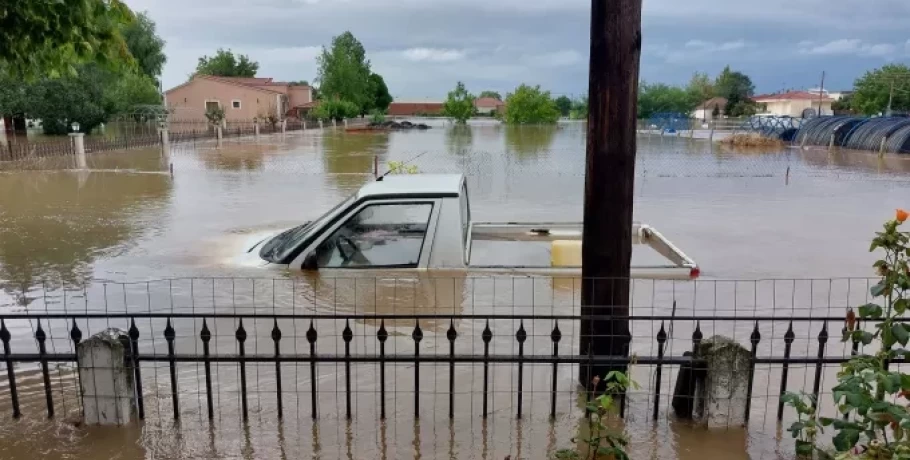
[551,240,582,267]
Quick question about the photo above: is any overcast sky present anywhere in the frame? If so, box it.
[126,0,910,100]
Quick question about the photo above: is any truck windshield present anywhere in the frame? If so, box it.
[259,194,357,263]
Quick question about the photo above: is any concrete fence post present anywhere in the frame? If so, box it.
[77,329,135,425]
[691,336,750,428]
[159,128,169,146]
[254,122,260,140]
[332,119,337,128]
[216,126,223,148]
[828,134,835,149]
[709,124,715,142]
[281,119,287,134]
[319,120,324,130]
[344,119,348,128]
[879,137,888,157]
[69,132,86,169]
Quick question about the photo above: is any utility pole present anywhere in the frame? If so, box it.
[580,0,642,385]
[817,71,825,116]
[887,81,894,117]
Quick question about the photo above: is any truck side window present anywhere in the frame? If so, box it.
[314,203,433,268]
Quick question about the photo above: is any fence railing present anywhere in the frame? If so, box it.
[0,118,355,162]
[0,276,889,431]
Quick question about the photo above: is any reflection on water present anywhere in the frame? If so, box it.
[446,124,474,156]
[0,170,171,302]
[504,124,558,158]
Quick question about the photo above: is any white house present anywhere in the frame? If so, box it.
[691,97,728,121]
[752,91,834,118]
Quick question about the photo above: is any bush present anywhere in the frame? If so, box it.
[313,99,359,121]
[503,84,560,124]
[369,109,386,124]
[442,81,475,124]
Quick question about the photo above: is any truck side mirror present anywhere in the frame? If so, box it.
[302,252,319,270]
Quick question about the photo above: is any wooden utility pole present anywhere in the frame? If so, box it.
[579,0,642,384]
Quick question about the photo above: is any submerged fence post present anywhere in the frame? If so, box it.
[76,329,135,425]
[828,134,835,149]
[691,336,751,428]
[879,137,887,157]
[69,132,86,169]
[216,126,223,148]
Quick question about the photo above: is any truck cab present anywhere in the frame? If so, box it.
[254,174,699,279]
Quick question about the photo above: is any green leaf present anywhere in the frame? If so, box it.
[860,331,874,345]
[788,421,805,438]
[795,440,813,456]
[894,323,910,346]
[832,428,860,452]
[858,303,883,319]
[871,282,887,297]
[896,298,909,314]
[819,417,835,427]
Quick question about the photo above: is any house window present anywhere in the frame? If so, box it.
[232,100,242,109]
[205,100,220,112]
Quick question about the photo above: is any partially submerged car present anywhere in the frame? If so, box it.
[250,174,699,279]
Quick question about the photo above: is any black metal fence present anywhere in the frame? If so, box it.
[0,277,897,458]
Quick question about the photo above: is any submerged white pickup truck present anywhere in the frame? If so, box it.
[250,174,699,279]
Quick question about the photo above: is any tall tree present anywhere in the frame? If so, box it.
[503,84,560,124]
[316,31,372,112]
[368,73,393,113]
[0,0,134,79]
[851,64,910,115]
[714,66,755,116]
[121,12,166,82]
[479,90,502,100]
[442,81,476,124]
[554,95,573,117]
[195,49,258,78]
[685,72,714,107]
[637,82,694,119]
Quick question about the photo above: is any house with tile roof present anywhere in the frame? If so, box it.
[164,75,313,121]
[752,91,834,118]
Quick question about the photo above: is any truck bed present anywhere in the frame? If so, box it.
[466,222,699,279]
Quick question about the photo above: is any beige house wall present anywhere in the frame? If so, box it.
[165,78,286,121]
[760,99,833,117]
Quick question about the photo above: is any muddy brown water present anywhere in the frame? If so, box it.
[1,120,910,459]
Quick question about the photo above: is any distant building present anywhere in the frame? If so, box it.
[388,102,444,116]
[807,88,852,101]
[691,97,728,121]
[474,97,505,115]
[164,75,313,121]
[752,91,834,118]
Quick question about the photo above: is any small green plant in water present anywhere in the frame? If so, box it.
[781,392,828,459]
[554,371,638,460]
[784,209,910,459]
[386,161,418,174]
[205,106,225,126]
[369,109,386,125]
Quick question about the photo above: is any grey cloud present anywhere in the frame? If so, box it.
[127,0,910,98]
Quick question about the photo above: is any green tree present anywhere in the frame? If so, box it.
[316,31,372,113]
[195,49,258,78]
[714,66,756,117]
[851,64,910,115]
[479,90,502,100]
[443,81,476,124]
[503,84,560,124]
[0,0,135,79]
[368,73,393,113]
[832,93,855,114]
[121,12,166,81]
[686,71,714,108]
[554,95,572,117]
[28,65,114,134]
[570,96,588,119]
[291,80,309,86]
[106,72,161,115]
[312,99,359,121]
[637,82,693,119]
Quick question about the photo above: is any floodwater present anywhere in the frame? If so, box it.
[1,120,910,459]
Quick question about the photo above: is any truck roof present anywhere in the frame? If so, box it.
[357,174,464,199]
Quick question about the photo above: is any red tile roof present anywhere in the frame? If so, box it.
[475,97,504,108]
[388,102,444,116]
[753,91,834,102]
